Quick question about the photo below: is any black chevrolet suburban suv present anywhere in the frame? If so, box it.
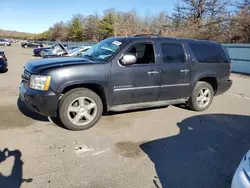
[19,36,232,130]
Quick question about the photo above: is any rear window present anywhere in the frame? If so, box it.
[189,43,229,63]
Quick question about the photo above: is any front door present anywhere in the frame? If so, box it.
[111,42,160,105]
[158,42,192,100]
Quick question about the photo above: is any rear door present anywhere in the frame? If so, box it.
[158,41,192,100]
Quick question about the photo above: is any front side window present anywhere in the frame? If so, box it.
[81,38,126,61]
[161,43,186,63]
[125,43,155,64]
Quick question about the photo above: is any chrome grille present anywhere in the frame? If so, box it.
[22,70,30,88]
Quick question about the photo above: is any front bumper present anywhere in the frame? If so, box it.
[216,79,232,96]
[19,82,59,117]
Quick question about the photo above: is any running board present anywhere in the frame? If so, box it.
[109,99,187,112]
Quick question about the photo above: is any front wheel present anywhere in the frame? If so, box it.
[59,88,103,131]
[39,50,44,57]
[187,81,214,111]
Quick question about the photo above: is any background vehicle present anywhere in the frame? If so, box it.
[21,41,43,48]
[19,36,232,131]
[231,150,250,188]
[42,45,91,58]
[33,43,72,56]
[0,39,11,46]
[0,50,8,72]
[33,47,51,56]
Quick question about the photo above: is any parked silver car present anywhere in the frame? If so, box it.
[42,42,91,58]
[0,39,11,46]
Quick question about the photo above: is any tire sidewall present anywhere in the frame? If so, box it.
[190,82,214,111]
[59,89,103,131]
[39,51,44,57]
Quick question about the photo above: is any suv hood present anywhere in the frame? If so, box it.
[25,57,94,73]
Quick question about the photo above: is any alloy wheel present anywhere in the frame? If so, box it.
[196,88,211,108]
[67,97,97,126]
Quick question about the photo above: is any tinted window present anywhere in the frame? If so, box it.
[189,43,229,63]
[161,43,186,63]
[126,43,155,64]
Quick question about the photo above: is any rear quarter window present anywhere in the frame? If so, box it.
[189,42,229,63]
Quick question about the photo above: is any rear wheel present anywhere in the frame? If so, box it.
[187,81,214,111]
[59,88,103,131]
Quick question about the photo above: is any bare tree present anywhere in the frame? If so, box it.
[83,13,100,41]
[172,2,185,27]
[32,4,249,43]
[230,0,250,42]
[51,21,69,41]
[148,12,170,35]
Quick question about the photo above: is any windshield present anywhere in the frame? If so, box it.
[81,38,126,61]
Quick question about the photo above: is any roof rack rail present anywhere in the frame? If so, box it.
[133,34,160,37]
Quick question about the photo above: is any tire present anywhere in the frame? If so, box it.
[39,50,44,57]
[59,88,103,131]
[187,81,214,111]
[4,43,7,46]
[24,45,28,48]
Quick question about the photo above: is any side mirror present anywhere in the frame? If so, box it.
[121,54,137,65]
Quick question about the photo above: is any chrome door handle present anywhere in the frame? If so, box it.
[148,70,159,75]
[180,69,190,73]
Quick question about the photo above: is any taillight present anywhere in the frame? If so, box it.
[0,55,6,61]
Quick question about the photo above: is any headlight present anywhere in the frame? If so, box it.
[30,75,51,91]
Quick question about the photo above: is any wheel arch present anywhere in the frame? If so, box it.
[60,83,108,115]
[193,75,218,95]
[198,77,218,94]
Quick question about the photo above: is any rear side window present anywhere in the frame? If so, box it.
[189,42,229,63]
[161,43,186,63]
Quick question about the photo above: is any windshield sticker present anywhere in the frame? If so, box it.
[112,41,122,46]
